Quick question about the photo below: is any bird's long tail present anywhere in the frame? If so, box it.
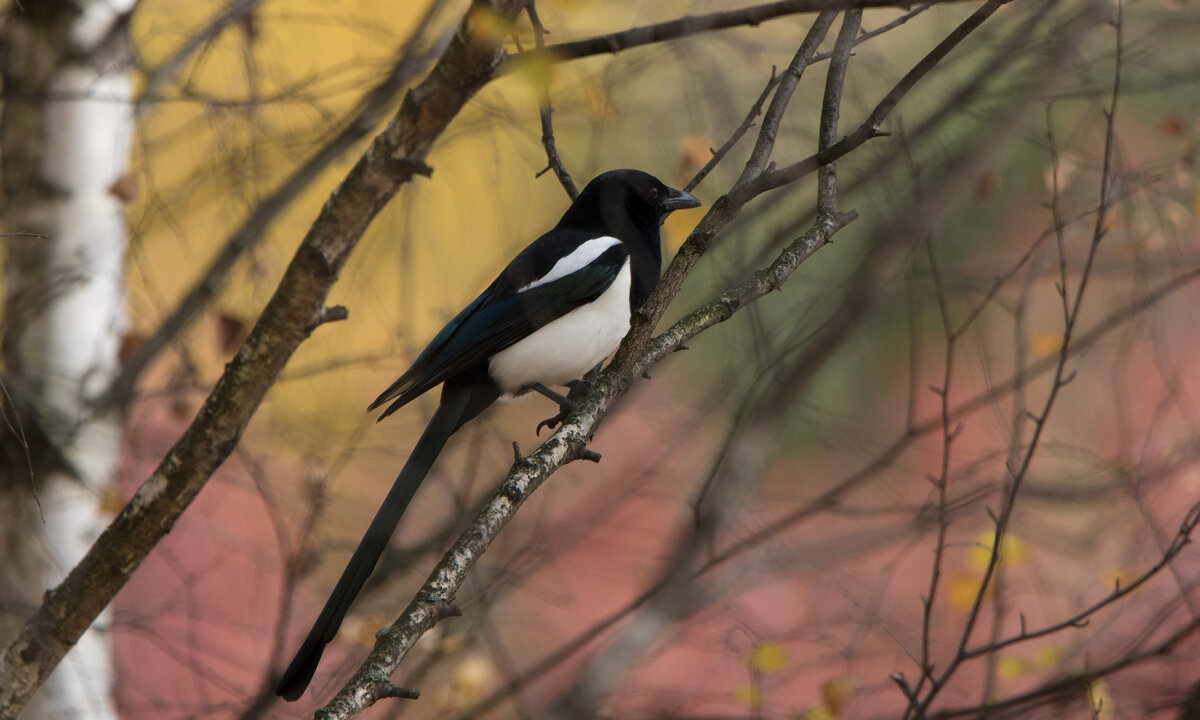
[275,376,497,701]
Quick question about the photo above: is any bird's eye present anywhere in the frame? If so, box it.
[648,186,659,201]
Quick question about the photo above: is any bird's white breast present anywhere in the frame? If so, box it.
[488,261,632,395]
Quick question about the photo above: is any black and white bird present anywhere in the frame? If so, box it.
[275,169,699,700]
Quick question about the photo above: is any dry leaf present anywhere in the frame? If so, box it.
[677,133,713,186]
[118,332,144,365]
[215,310,248,354]
[1159,111,1187,136]
[977,171,997,200]
[108,173,139,203]
[1030,332,1062,357]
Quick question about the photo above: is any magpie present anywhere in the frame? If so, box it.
[275,169,699,700]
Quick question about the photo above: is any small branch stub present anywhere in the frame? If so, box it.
[370,682,420,701]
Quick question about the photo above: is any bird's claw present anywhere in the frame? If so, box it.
[536,413,566,436]
[535,376,595,436]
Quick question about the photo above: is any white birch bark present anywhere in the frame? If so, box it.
[1,1,135,717]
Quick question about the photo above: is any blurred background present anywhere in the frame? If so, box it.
[3,0,1200,718]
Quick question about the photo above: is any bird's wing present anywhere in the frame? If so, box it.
[370,239,629,418]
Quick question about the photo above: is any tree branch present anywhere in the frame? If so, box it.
[526,1,578,200]
[518,0,977,64]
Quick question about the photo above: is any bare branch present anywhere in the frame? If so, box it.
[521,0,979,64]
[817,9,861,214]
[526,2,578,200]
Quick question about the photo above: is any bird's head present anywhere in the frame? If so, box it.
[556,169,700,238]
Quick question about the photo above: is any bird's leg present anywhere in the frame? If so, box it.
[533,364,603,435]
[530,382,570,407]
[531,382,573,436]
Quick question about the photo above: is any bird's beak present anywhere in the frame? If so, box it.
[659,186,701,213]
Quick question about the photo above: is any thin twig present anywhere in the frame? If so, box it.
[915,236,957,701]
[526,2,577,199]
[683,68,778,194]
[136,0,264,117]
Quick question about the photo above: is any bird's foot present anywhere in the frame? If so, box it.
[534,377,595,436]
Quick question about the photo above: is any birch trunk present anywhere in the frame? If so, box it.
[1,2,135,717]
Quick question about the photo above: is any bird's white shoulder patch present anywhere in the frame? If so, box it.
[519,236,622,292]
[490,261,632,394]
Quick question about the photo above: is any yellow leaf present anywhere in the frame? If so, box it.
[948,571,987,610]
[732,684,761,709]
[1088,679,1115,719]
[466,5,514,48]
[1101,566,1138,591]
[507,50,558,95]
[997,655,1027,680]
[450,654,496,708]
[967,530,1028,571]
[749,641,790,673]
[801,706,836,720]
[821,675,858,716]
[1034,644,1063,668]
[1029,332,1062,357]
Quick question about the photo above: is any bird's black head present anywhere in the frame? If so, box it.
[556,169,700,238]
[555,169,700,309]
